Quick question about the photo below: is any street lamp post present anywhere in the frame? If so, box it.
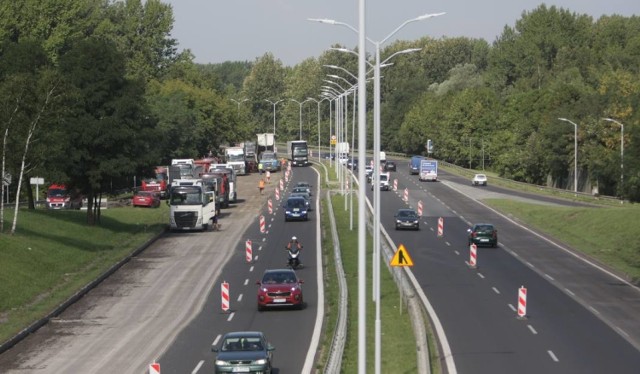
[307,97,329,163]
[558,118,579,193]
[264,99,283,137]
[311,11,445,374]
[603,118,625,198]
[230,98,248,110]
[290,99,312,140]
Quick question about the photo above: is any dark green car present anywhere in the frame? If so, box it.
[467,223,498,247]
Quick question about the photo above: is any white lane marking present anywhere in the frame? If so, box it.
[237,294,243,302]
[527,325,538,335]
[616,326,630,338]
[244,279,249,286]
[589,306,600,315]
[544,273,555,281]
[254,255,259,261]
[227,312,235,321]
[526,261,535,268]
[430,227,434,232]
[477,273,485,279]
[262,237,266,242]
[259,245,263,251]
[564,288,575,296]
[192,360,204,374]
[454,250,460,256]
[445,242,451,246]
[508,304,517,312]
[548,350,559,362]
[212,334,222,346]
[249,266,254,272]
[492,287,500,294]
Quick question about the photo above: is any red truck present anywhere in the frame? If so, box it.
[141,167,169,198]
[46,184,82,209]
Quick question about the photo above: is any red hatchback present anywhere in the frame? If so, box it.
[132,191,161,208]
[256,269,304,311]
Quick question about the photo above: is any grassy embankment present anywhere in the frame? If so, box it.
[0,205,167,343]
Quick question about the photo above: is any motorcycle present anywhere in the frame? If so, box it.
[286,245,303,269]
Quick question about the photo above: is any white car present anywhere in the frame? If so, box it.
[472,174,488,186]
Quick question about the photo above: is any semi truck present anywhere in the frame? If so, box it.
[224,146,246,175]
[243,141,258,172]
[287,140,309,166]
[419,159,438,181]
[257,133,275,157]
[168,179,217,231]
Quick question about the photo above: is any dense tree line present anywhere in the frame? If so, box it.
[1,2,638,233]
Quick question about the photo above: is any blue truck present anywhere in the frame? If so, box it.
[409,155,423,175]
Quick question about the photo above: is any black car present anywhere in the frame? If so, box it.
[212,331,275,373]
[394,208,420,230]
[294,181,312,196]
[283,196,309,221]
[384,161,397,172]
[467,223,498,247]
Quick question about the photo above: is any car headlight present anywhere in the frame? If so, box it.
[396,219,401,224]
[254,358,268,365]
[215,359,230,365]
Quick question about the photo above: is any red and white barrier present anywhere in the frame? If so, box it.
[417,200,423,216]
[246,240,253,263]
[279,179,284,191]
[221,281,230,312]
[268,199,273,214]
[469,243,477,268]
[393,179,398,192]
[148,363,160,374]
[403,188,409,202]
[437,217,444,237]
[259,215,266,233]
[518,286,527,318]
[275,187,280,201]
[285,170,290,182]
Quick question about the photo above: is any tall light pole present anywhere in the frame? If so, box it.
[558,118,579,193]
[603,118,625,198]
[307,97,329,163]
[230,98,248,110]
[290,99,311,140]
[264,99,283,136]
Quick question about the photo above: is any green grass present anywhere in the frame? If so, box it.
[485,199,640,283]
[0,205,167,342]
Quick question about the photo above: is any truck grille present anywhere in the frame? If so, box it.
[174,211,198,228]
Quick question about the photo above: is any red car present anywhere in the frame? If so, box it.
[256,269,304,311]
[132,191,161,208]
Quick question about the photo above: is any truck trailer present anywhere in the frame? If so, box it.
[419,159,438,181]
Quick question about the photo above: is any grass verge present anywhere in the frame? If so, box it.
[0,205,167,343]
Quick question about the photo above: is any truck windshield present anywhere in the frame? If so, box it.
[170,186,202,205]
[48,188,67,197]
[293,148,308,156]
[227,154,245,162]
[261,153,276,160]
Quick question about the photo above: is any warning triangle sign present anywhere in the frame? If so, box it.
[390,244,414,267]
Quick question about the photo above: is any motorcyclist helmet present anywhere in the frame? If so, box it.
[291,236,297,241]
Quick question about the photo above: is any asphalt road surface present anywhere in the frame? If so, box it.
[0,167,322,374]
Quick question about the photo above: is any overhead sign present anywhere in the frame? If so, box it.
[390,244,414,267]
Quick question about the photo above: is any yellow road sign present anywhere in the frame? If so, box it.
[390,244,414,267]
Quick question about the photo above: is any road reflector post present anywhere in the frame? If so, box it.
[221,281,230,313]
[467,243,478,269]
[268,199,273,214]
[437,217,444,237]
[393,178,398,191]
[246,240,253,263]
[148,362,160,374]
[417,200,423,216]
[518,286,527,319]
[403,188,409,203]
[259,215,266,233]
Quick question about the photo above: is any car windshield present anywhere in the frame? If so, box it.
[222,337,264,352]
[398,210,417,218]
[287,199,306,209]
[48,188,67,197]
[475,224,494,232]
[380,175,388,181]
[476,174,486,179]
[262,271,297,284]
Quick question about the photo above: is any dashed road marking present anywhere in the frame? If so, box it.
[508,304,517,312]
[477,273,485,279]
[547,350,559,362]
[527,325,538,335]
[249,266,254,272]
[244,279,249,286]
[237,294,243,302]
[492,287,500,294]
[227,312,235,322]
[192,360,204,374]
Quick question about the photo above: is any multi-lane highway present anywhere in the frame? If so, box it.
[0,167,323,374]
[369,162,640,373]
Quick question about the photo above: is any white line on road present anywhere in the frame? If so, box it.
[254,255,259,261]
[589,306,600,315]
[258,245,263,251]
[508,304,516,312]
[192,360,204,374]
[227,312,235,322]
[526,261,535,268]
[249,266,254,272]
[244,279,249,286]
[445,241,451,246]
[454,250,460,256]
[564,288,575,296]
[544,273,555,281]
[237,294,243,302]
[547,350,559,362]
[492,287,500,294]
[212,334,221,346]
[477,273,485,279]
[527,325,538,335]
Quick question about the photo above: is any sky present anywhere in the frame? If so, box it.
[163,1,640,66]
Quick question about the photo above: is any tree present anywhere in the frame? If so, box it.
[243,53,287,133]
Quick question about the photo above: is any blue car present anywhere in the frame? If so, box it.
[283,196,309,222]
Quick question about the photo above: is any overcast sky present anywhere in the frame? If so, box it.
[163,1,639,66]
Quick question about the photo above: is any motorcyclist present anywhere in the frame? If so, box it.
[286,236,303,268]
